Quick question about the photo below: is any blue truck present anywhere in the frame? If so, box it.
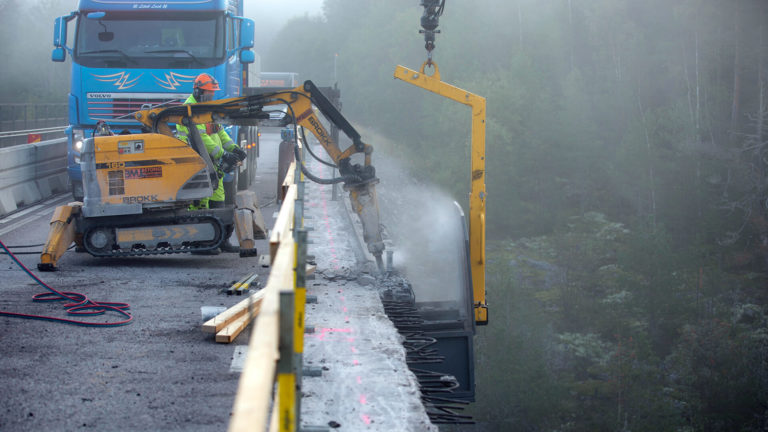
[52,0,258,201]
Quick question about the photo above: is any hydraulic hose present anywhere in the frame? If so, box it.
[300,127,337,168]
[293,141,358,185]
[273,96,358,185]
[0,240,133,327]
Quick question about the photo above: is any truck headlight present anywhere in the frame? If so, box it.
[72,128,85,153]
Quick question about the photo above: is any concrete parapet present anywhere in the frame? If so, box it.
[0,137,67,216]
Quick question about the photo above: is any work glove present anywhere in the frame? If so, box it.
[221,151,240,170]
[232,146,247,161]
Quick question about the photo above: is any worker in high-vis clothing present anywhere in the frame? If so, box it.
[176,73,246,209]
[176,73,246,254]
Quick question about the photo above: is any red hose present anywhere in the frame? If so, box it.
[0,240,133,327]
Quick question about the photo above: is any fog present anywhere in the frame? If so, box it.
[266,2,768,431]
[244,0,323,57]
[0,1,74,102]
[362,127,468,306]
[3,0,768,430]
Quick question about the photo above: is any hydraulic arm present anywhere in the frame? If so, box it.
[134,81,386,266]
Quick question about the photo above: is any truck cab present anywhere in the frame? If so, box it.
[52,0,257,201]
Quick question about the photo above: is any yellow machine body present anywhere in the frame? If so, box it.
[81,133,212,216]
[38,204,81,271]
[38,130,255,270]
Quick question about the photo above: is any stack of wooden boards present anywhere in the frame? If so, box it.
[202,289,266,343]
[201,264,314,343]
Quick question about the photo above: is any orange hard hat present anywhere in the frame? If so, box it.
[193,73,220,91]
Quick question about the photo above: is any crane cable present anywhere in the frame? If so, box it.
[0,240,133,327]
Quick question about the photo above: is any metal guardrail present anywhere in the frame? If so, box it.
[0,126,68,139]
[0,126,68,149]
[229,162,311,432]
[0,103,68,148]
[0,103,67,131]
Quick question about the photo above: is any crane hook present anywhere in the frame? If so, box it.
[419,0,445,64]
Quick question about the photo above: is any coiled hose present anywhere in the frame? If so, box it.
[0,240,133,327]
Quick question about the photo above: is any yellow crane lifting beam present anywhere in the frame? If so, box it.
[394,61,488,325]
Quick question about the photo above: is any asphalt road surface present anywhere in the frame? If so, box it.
[0,127,435,432]
[0,130,285,432]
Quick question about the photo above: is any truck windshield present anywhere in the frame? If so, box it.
[74,12,224,69]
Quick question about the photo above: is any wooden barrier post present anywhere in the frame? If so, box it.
[229,123,316,432]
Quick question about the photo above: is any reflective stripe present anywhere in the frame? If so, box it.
[210,147,224,159]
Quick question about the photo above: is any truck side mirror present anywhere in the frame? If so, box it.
[238,18,255,49]
[53,11,77,61]
[52,47,66,62]
[53,16,67,47]
[240,50,255,64]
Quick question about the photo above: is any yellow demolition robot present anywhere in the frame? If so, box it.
[38,81,385,271]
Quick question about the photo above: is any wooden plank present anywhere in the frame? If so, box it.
[279,160,296,204]
[268,385,280,432]
[269,184,296,263]
[270,184,296,245]
[229,237,295,432]
[202,289,265,334]
[282,161,296,187]
[215,305,260,343]
[227,283,279,432]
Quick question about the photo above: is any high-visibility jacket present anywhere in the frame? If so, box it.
[176,94,238,206]
[175,94,237,161]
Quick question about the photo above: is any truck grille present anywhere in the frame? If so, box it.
[86,94,186,122]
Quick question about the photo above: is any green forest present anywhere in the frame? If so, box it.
[264,1,768,431]
[2,0,767,430]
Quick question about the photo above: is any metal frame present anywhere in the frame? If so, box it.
[394,61,488,325]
